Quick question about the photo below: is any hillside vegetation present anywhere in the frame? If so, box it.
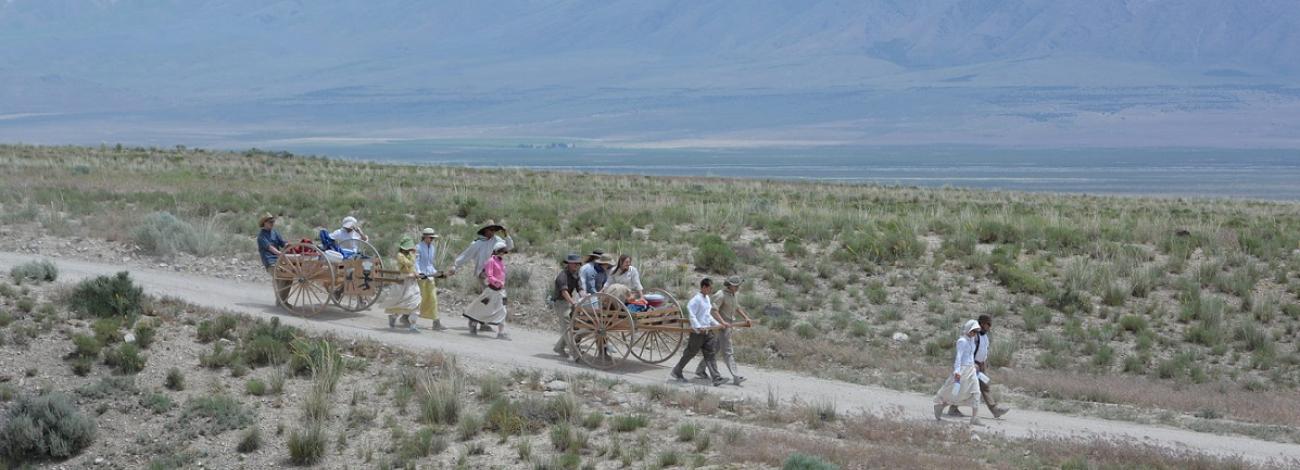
[4,144,1300,441]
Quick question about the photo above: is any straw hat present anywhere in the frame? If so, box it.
[724,276,744,287]
[420,227,439,239]
[476,219,506,237]
[595,254,614,266]
[258,213,276,226]
[397,236,416,251]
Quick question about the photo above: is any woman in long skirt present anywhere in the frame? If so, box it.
[934,319,983,424]
[464,241,511,340]
[384,237,422,332]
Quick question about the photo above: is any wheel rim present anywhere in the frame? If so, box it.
[568,293,634,369]
[630,289,686,364]
[274,243,335,315]
[332,239,385,312]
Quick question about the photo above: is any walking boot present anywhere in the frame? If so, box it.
[933,404,944,421]
[430,320,448,331]
[946,405,965,417]
[388,315,397,329]
[991,406,1010,418]
[468,320,478,335]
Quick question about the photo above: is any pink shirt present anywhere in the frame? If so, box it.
[484,255,506,290]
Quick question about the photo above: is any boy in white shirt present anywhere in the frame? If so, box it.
[671,278,728,387]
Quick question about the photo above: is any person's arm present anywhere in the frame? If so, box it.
[631,267,643,293]
[451,242,476,273]
[952,338,964,380]
[502,234,514,251]
[708,293,729,327]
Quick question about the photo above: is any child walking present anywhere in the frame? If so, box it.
[464,241,511,340]
[385,237,422,332]
[933,319,984,425]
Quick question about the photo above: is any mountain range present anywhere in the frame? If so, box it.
[2,0,1298,149]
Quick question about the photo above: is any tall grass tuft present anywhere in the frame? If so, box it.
[10,259,58,285]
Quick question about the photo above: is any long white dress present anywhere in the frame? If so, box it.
[382,253,421,315]
[933,335,981,407]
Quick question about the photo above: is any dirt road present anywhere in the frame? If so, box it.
[4,252,1296,464]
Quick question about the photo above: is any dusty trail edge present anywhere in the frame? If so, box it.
[4,251,1296,465]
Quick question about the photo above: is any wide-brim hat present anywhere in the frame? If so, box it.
[584,249,605,263]
[476,219,505,237]
[397,236,416,251]
[563,253,583,264]
[258,212,276,226]
[724,276,744,287]
[342,216,358,229]
[595,254,614,265]
[420,227,439,238]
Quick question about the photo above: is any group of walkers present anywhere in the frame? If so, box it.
[548,252,750,387]
[258,213,1012,418]
[257,215,515,340]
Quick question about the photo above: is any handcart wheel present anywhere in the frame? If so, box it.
[332,239,385,312]
[568,293,635,369]
[629,289,688,364]
[273,243,336,315]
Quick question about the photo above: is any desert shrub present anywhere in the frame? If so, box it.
[0,393,96,462]
[549,423,585,452]
[140,392,174,414]
[103,343,146,374]
[67,272,143,319]
[1235,323,1269,352]
[69,334,102,360]
[581,412,603,430]
[783,238,809,258]
[694,235,738,273]
[92,317,124,345]
[456,412,483,440]
[783,453,839,470]
[395,427,445,464]
[10,260,58,285]
[417,377,462,426]
[1118,315,1148,334]
[840,222,925,265]
[865,280,888,304]
[656,450,682,467]
[287,423,326,465]
[794,322,817,339]
[180,393,253,436]
[133,320,157,349]
[196,315,239,343]
[610,414,647,432]
[991,261,1053,297]
[165,368,186,391]
[1021,304,1052,332]
[676,422,700,442]
[237,427,261,454]
[245,379,268,396]
[485,398,526,436]
[974,220,1021,244]
[133,211,223,257]
[288,339,343,392]
[76,376,137,400]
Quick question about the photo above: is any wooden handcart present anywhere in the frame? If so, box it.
[566,288,756,369]
[270,240,407,314]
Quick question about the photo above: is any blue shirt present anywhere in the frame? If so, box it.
[416,241,438,276]
[578,262,607,295]
[257,228,286,267]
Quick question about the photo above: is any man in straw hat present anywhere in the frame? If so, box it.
[415,228,447,331]
[696,275,747,385]
[579,252,613,298]
[550,253,584,359]
[672,278,727,387]
[450,220,514,333]
[256,213,289,305]
[934,319,984,425]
